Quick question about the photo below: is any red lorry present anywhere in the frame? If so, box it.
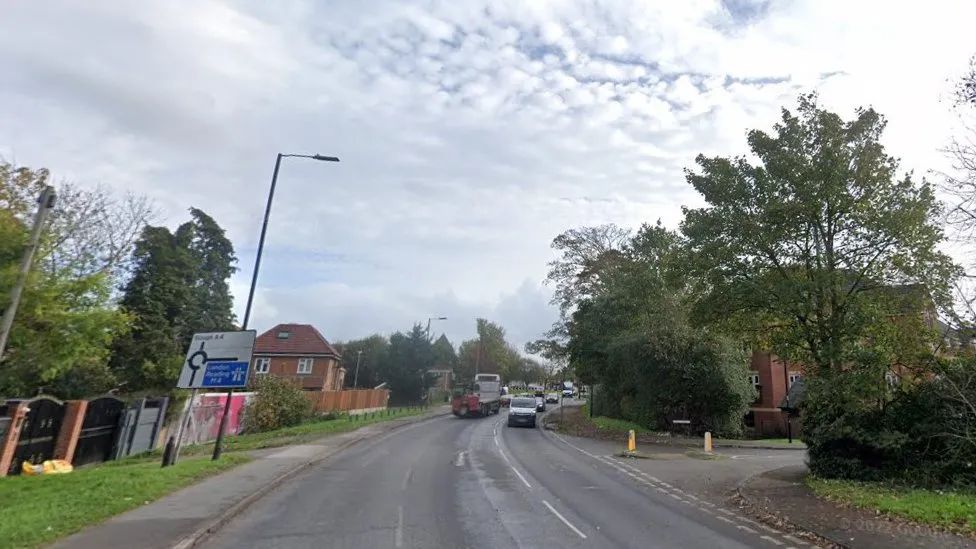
[451,373,503,417]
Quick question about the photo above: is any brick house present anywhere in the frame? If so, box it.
[746,351,803,437]
[251,324,345,392]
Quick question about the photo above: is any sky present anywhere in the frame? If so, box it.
[1,0,973,352]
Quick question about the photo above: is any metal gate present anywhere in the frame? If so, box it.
[8,397,65,475]
[113,397,168,459]
[73,396,125,466]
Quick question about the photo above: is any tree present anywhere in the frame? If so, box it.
[431,334,458,371]
[0,164,133,398]
[337,334,389,389]
[564,221,755,433]
[379,324,434,404]
[109,209,237,391]
[681,94,957,375]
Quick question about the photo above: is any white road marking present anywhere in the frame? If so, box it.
[542,500,587,539]
[736,525,758,534]
[715,515,736,525]
[781,534,808,546]
[550,431,598,458]
[395,505,404,547]
[402,466,413,490]
[717,508,736,516]
[760,535,785,546]
[454,451,466,467]
[496,447,532,489]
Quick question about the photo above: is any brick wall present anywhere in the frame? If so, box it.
[251,355,341,391]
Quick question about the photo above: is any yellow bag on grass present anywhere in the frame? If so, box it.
[21,459,73,475]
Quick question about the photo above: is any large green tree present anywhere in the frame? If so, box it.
[337,334,389,389]
[109,209,237,391]
[566,222,754,434]
[681,94,957,374]
[379,324,434,404]
[0,164,135,398]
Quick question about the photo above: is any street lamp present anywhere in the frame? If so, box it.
[353,350,363,388]
[212,152,340,461]
[425,316,447,341]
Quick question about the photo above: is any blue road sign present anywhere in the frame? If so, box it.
[201,361,249,388]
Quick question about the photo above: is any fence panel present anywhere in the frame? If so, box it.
[8,397,64,475]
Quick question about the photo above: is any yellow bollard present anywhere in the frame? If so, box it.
[628,429,636,453]
[704,431,713,453]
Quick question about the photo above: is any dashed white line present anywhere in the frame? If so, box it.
[715,515,736,525]
[760,535,785,546]
[736,525,758,534]
[496,448,532,489]
[395,505,404,547]
[454,451,466,467]
[542,500,587,539]
[401,466,413,490]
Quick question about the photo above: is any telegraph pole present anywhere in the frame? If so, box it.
[0,186,56,362]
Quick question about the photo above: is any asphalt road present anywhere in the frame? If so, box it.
[205,405,807,549]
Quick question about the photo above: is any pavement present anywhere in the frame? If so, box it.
[201,400,814,549]
[737,465,976,549]
[51,406,451,549]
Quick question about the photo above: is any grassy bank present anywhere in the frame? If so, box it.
[0,454,249,549]
[178,405,429,457]
[807,476,976,535]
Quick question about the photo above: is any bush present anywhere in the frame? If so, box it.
[804,358,976,487]
[242,376,312,433]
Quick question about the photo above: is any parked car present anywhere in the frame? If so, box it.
[545,393,559,403]
[508,397,537,428]
[535,396,546,412]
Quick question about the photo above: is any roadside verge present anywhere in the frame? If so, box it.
[734,465,976,549]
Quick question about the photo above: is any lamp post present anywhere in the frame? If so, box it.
[353,350,363,388]
[425,316,447,341]
[212,152,340,461]
[0,186,56,362]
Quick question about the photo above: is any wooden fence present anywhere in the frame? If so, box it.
[308,389,390,413]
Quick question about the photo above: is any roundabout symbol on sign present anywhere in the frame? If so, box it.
[186,340,238,387]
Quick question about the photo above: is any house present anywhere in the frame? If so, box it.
[251,324,345,392]
[746,351,803,437]
[745,283,955,436]
[427,368,453,391]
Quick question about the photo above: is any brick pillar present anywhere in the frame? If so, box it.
[0,403,29,477]
[54,400,88,463]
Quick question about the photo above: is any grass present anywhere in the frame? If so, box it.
[806,476,976,535]
[177,406,428,457]
[0,454,249,549]
[591,415,653,434]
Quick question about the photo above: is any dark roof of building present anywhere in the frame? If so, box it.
[254,323,340,357]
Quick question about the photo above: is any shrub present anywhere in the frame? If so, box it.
[804,357,976,487]
[242,376,312,433]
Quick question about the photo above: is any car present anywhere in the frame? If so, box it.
[535,396,546,412]
[507,397,537,428]
[562,388,574,398]
[545,393,559,403]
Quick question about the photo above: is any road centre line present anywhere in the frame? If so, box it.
[542,500,588,539]
[494,423,532,489]
[401,465,413,490]
[395,505,404,548]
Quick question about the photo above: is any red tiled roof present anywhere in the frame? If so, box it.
[254,323,340,357]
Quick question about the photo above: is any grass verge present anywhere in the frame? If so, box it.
[178,406,429,457]
[0,454,249,549]
[806,476,976,535]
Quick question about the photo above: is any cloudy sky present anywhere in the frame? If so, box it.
[1,1,973,351]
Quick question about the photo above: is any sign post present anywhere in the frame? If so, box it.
[170,330,256,464]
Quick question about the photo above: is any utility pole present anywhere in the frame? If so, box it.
[0,186,56,362]
[353,350,363,388]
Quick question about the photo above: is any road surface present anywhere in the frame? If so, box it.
[205,405,808,548]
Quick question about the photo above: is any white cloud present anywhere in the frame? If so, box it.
[1,0,973,349]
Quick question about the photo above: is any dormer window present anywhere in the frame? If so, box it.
[277,331,291,339]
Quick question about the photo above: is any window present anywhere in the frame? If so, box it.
[748,373,760,388]
[788,373,801,387]
[277,331,291,339]
[885,371,900,388]
[255,358,270,374]
[297,357,314,374]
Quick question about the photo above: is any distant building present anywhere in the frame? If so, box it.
[427,368,453,391]
[251,323,345,393]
